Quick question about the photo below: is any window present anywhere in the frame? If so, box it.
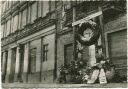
[8,1,12,8]
[10,17,13,33]
[31,2,37,22]
[3,23,7,37]
[12,1,18,5]
[63,1,71,10]
[1,3,3,14]
[6,2,9,10]
[43,44,49,61]
[1,24,4,38]
[42,1,49,17]
[13,15,18,32]
[6,20,11,36]
[18,11,21,29]
[29,48,37,73]
[37,1,42,18]
[21,9,27,28]
[2,2,6,13]
[49,1,55,12]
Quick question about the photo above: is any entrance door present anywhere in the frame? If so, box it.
[108,29,127,77]
[64,43,73,66]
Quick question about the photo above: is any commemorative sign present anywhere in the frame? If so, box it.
[72,11,102,46]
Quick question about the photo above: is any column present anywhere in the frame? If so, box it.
[98,7,106,57]
[14,46,21,82]
[22,43,29,82]
[5,49,12,83]
[2,52,7,82]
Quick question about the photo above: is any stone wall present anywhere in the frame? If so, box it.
[41,33,55,83]
[104,14,127,33]
[57,32,73,77]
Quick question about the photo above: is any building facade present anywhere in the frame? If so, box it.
[1,1,56,83]
[1,1,127,84]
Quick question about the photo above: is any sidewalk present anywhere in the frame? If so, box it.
[2,83,128,88]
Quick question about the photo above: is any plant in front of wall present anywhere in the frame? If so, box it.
[58,65,68,83]
[58,60,92,84]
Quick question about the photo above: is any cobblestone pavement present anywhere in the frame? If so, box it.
[2,83,128,88]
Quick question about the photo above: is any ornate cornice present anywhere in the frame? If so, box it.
[1,13,56,47]
[19,1,28,12]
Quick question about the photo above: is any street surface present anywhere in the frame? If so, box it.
[2,83,128,88]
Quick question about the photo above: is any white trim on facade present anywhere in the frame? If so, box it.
[72,11,102,26]
[17,25,55,44]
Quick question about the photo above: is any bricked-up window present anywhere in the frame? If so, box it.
[43,44,49,62]
[29,48,37,73]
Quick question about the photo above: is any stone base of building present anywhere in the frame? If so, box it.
[22,73,28,83]
[14,73,18,82]
[28,72,40,83]
[5,74,14,83]
[14,73,23,83]
[41,70,54,83]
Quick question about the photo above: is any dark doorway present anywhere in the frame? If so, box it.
[108,29,127,77]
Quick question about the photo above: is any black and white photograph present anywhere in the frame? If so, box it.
[0,0,127,88]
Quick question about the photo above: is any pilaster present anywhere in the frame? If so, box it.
[14,46,21,82]
[2,51,7,83]
[22,43,29,83]
[5,49,12,83]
